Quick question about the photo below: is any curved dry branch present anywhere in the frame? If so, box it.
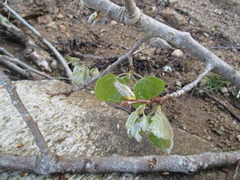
[83,0,240,89]
[0,151,239,174]
[162,63,214,100]
[123,0,136,16]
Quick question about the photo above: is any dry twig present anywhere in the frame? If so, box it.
[199,88,240,122]
[0,2,72,78]
[0,48,53,79]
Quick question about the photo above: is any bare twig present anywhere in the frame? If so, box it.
[0,151,240,174]
[0,47,14,57]
[4,56,53,79]
[0,14,52,72]
[207,46,240,50]
[75,32,154,88]
[160,63,213,101]
[0,48,53,79]
[71,51,106,60]
[233,160,240,180]
[0,2,72,78]
[0,57,32,79]
[199,89,240,122]
[121,64,213,106]
[0,70,49,152]
[105,101,132,114]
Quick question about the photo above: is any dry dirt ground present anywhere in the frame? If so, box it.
[1,0,239,153]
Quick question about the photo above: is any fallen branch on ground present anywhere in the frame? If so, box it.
[0,151,240,174]
[198,88,240,122]
[0,48,53,79]
[0,2,72,78]
[0,14,52,72]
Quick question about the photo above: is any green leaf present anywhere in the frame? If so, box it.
[139,114,149,132]
[125,104,145,129]
[94,74,125,103]
[127,121,142,142]
[149,134,173,154]
[134,76,166,99]
[66,55,80,66]
[71,71,84,85]
[148,106,173,153]
[149,106,173,140]
[126,105,146,142]
[91,68,100,77]
[71,71,91,85]
[114,81,135,100]
[120,76,130,84]
[73,65,87,73]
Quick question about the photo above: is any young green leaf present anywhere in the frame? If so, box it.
[66,55,81,66]
[148,106,173,153]
[149,134,173,154]
[71,65,90,85]
[139,114,149,132]
[134,76,166,99]
[114,81,136,100]
[73,65,87,73]
[149,106,173,140]
[71,71,85,85]
[127,121,142,142]
[125,104,145,129]
[120,76,130,84]
[91,68,100,77]
[94,74,125,103]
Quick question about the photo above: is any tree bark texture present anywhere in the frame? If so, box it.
[0,151,240,174]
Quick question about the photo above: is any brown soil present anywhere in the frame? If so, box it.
[1,0,240,152]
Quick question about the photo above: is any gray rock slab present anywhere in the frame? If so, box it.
[0,80,234,179]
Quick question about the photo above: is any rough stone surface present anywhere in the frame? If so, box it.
[0,80,235,179]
